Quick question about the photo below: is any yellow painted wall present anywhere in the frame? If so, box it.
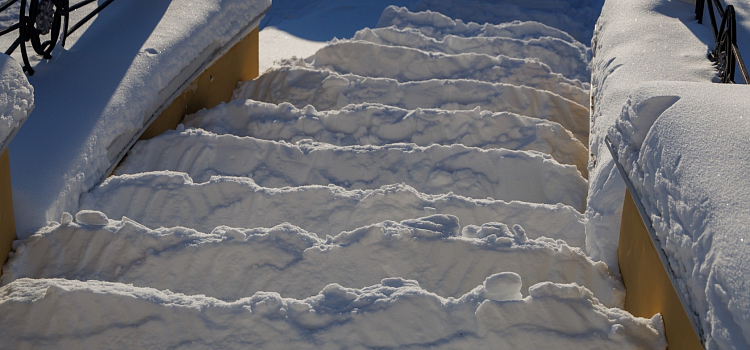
[619,189,703,350]
[0,148,16,278]
[140,27,260,140]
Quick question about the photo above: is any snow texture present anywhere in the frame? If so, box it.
[297,40,589,106]
[410,0,604,44]
[2,214,622,306]
[377,6,581,46]
[114,129,588,211]
[586,0,716,270]
[0,278,665,349]
[352,26,590,82]
[7,0,272,237]
[183,100,589,175]
[0,54,33,152]
[234,66,590,144]
[610,82,750,350]
[80,172,587,249]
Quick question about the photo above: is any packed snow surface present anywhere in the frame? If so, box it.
[235,66,590,143]
[298,40,589,106]
[0,55,33,152]
[611,82,750,350]
[183,100,589,175]
[352,26,589,81]
[2,214,622,305]
[115,129,588,210]
[0,278,665,349]
[81,172,587,249]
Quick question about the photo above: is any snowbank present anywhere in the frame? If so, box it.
[8,0,271,237]
[115,129,588,210]
[353,27,589,81]
[610,81,750,350]
[0,277,665,349]
[299,40,588,105]
[587,0,716,269]
[0,55,33,153]
[2,214,622,305]
[183,100,588,174]
[80,172,587,249]
[235,66,590,143]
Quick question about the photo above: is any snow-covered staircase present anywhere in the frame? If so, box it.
[0,5,667,348]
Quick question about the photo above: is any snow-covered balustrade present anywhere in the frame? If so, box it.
[0,54,33,273]
[6,0,271,238]
[609,81,750,350]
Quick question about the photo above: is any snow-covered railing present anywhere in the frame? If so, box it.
[696,0,750,83]
[604,135,705,349]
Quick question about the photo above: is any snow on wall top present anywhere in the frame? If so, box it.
[610,81,750,350]
[0,54,33,153]
[7,0,271,237]
[587,0,717,271]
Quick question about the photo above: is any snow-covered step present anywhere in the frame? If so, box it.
[80,172,587,249]
[298,41,588,106]
[115,129,588,210]
[183,101,589,175]
[0,278,665,349]
[377,6,581,46]
[409,0,602,45]
[352,27,589,81]
[3,214,620,306]
[236,66,589,144]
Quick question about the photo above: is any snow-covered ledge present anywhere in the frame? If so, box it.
[0,54,34,273]
[7,0,270,237]
[610,81,750,350]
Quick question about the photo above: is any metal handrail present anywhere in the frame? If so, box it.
[696,0,750,83]
[0,0,117,75]
[605,135,705,346]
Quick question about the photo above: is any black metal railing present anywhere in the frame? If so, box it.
[696,0,750,83]
[0,0,116,75]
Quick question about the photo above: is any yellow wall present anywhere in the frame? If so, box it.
[140,27,260,140]
[0,148,16,278]
[619,189,703,350]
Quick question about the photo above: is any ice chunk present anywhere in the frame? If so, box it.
[483,272,523,301]
[74,210,108,226]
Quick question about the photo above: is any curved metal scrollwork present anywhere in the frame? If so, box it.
[696,0,749,84]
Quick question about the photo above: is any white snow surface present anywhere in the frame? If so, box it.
[610,82,750,350]
[80,172,587,249]
[8,0,271,237]
[0,55,33,152]
[234,66,590,143]
[586,0,716,270]
[2,214,621,306]
[0,277,665,349]
[114,129,588,211]
[410,0,604,44]
[377,6,581,46]
[353,26,590,81]
[298,40,589,106]
[183,100,588,175]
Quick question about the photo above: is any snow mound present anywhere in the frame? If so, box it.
[183,100,588,175]
[235,66,589,144]
[0,54,34,151]
[80,172,587,249]
[115,129,588,210]
[610,82,750,350]
[377,6,580,46]
[298,40,588,105]
[411,0,604,44]
[353,27,589,81]
[0,278,664,349]
[3,214,621,306]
